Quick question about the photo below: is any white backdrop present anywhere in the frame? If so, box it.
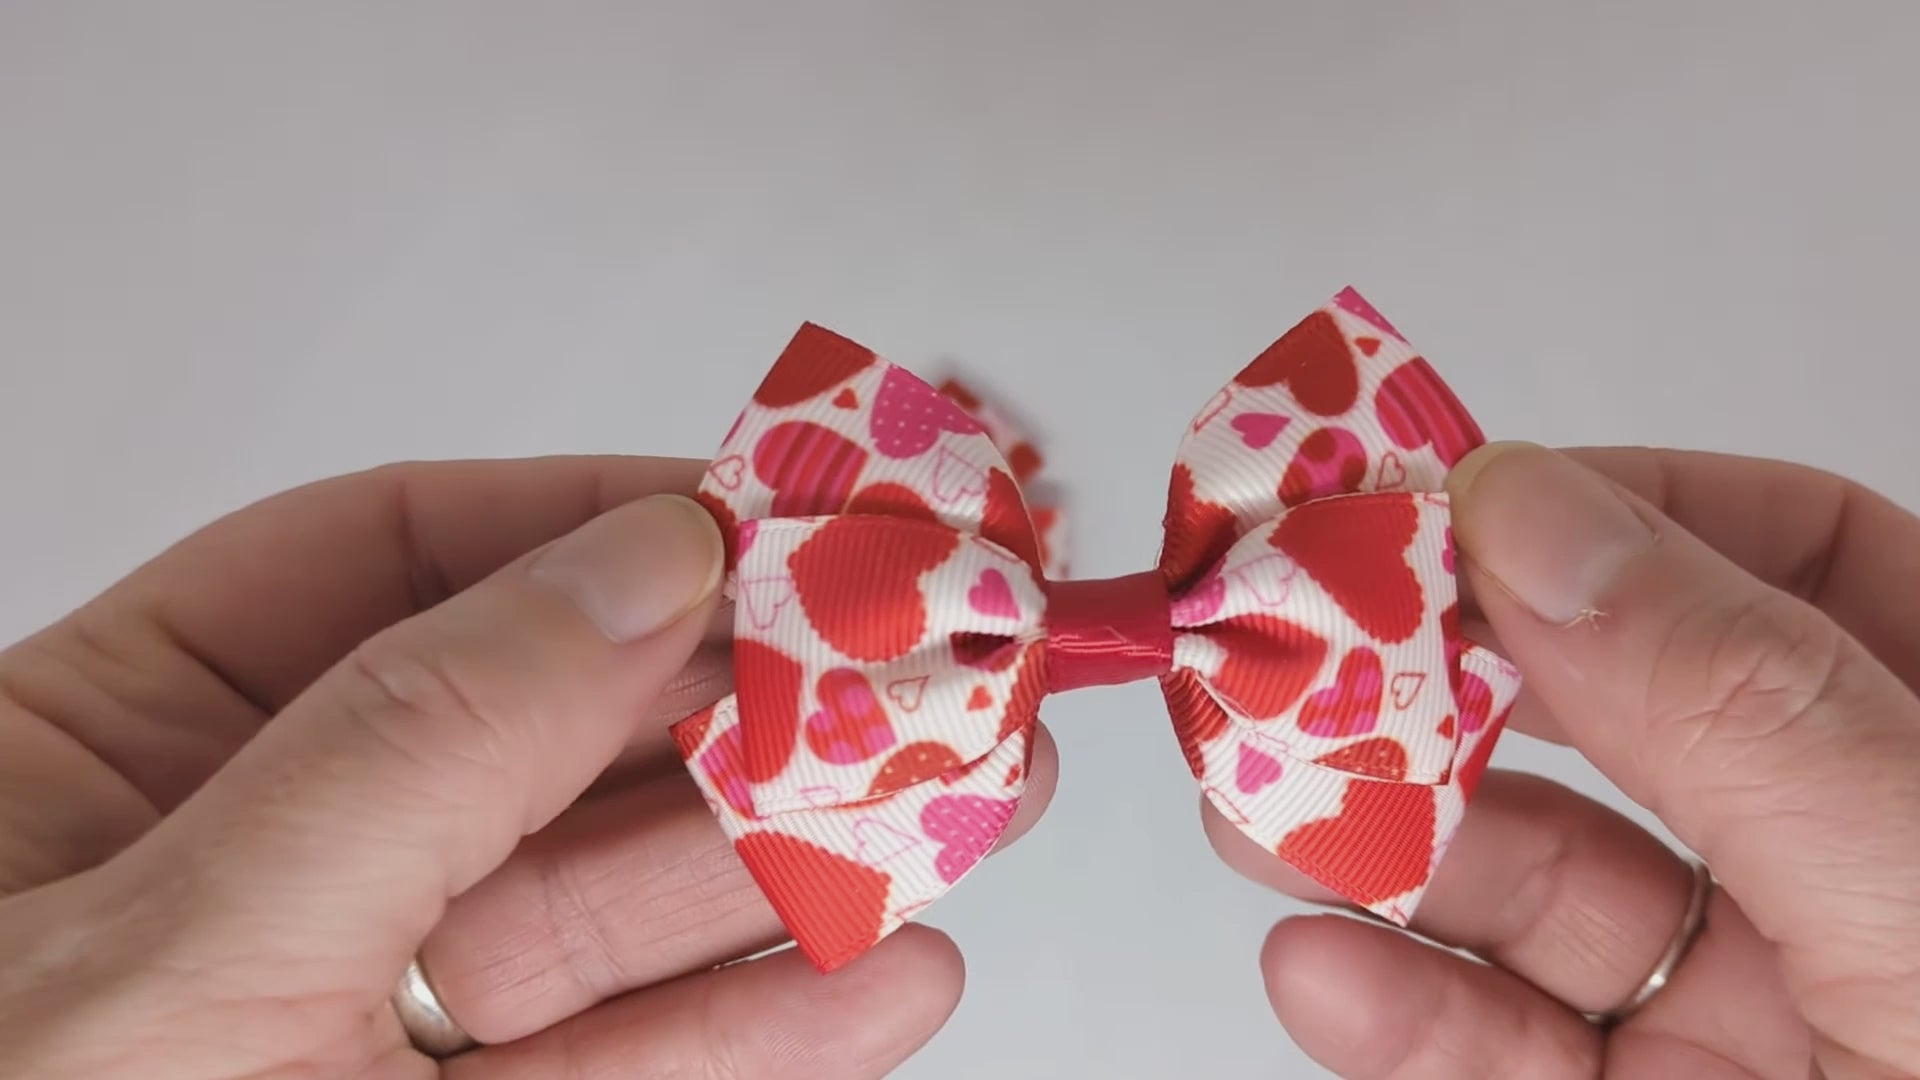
[3,4,1916,1077]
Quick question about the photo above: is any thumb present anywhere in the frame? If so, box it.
[112,492,723,976]
[1448,443,1920,1068]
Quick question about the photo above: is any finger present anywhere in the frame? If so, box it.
[1607,887,1815,1079]
[443,925,964,1080]
[23,456,705,813]
[1208,770,1693,1012]
[105,493,725,985]
[1472,448,1920,745]
[1260,915,1599,1079]
[420,724,1059,1043]
[1449,442,1920,1069]
[1213,779,1811,1075]
[122,455,710,709]
[1560,448,1920,689]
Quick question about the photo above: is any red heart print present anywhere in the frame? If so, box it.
[692,491,742,571]
[931,447,988,504]
[805,668,896,764]
[966,685,992,710]
[753,324,877,407]
[981,467,1042,568]
[1377,451,1408,490]
[706,455,746,491]
[734,639,805,783]
[1273,494,1425,643]
[670,702,717,756]
[1277,778,1435,906]
[1235,310,1361,416]
[790,517,959,661]
[1332,287,1404,340]
[752,421,869,518]
[847,481,940,523]
[1191,386,1232,432]
[1456,667,1494,734]
[1005,442,1042,484]
[967,568,1019,619]
[832,388,859,409]
[921,794,1018,884]
[1161,462,1241,590]
[694,726,753,815]
[885,675,929,711]
[1203,613,1330,720]
[1031,506,1061,572]
[1437,715,1455,739]
[1455,705,1509,799]
[1389,672,1426,710]
[868,740,964,797]
[1165,669,1232,777]
[735,832,892,972]
[937,378,982,410]
[1235,742,1283,794]
[1279,426,1368,506]
[736,574,796,630]
[852,819,919,864]
[1353,336,1382,357]
[1312,735,1409,782]
[1375,356,1485,469]
[871,367,985,459]
[1297,648,1384,738]
[1230,412,1292,450]
[994,642,1048,743]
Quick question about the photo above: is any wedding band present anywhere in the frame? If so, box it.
[1584,858,1712,1026]
[392,956,477,1058]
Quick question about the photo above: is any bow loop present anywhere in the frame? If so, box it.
[1170,492,1461,786]
[674,289,1524,972]
[727,515,1047,816]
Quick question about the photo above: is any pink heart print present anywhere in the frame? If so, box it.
[967,568,1020,619]
[1230,411,1291,450]
[805,668,898,764]
[1235,742,1284,794]
[921,794,1019,884]
[1280,427,1368,506]
[871,367,985,459]
[1297,647,1386,737]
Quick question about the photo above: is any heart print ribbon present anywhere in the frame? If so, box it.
[671,289,1522,972]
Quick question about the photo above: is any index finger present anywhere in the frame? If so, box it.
[1490,448,1920,744]
[108,455,710,706]
[1563,447,1920,685]
[1449,443,1920,1069]
[39,456,711,810]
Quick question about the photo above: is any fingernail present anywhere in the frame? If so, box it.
[531,494,724,642]
[1446,442,1655,624]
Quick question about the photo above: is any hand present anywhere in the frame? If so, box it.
[0,456,1058,1079]
[1208,445,1920,1078]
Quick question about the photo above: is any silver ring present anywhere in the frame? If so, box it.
[1584,858,1712,1026]
[392,956,477,1058]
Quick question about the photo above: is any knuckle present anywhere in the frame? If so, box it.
[337,630,521,787]
[1643,590,1852,808]
[526,841,627,1002]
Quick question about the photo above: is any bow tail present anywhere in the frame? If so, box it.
[1167,651,1521,924]
[671,696,1038,972]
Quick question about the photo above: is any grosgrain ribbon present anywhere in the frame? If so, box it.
[672,289,1522,972]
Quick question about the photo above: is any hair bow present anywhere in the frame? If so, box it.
[671,288,1522,972]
